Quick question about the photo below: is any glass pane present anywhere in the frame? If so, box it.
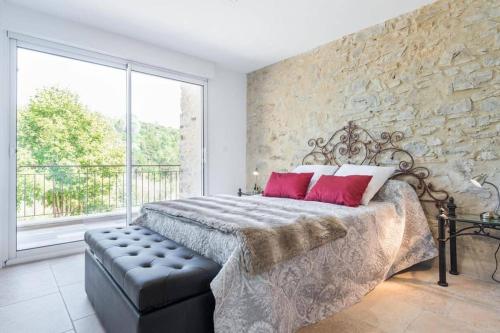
[16,48,126,250]
[131,71,203,210]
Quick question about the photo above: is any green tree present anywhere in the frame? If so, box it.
[17,87,125,216]
[133,121,180,165]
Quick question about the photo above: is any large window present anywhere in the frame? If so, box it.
[131,71,203,203]
[11,37,205,253]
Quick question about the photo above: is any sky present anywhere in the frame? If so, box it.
[17,47,199,128]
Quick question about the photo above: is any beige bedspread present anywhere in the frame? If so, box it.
[134,180,437,333]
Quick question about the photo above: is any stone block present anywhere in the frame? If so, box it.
[403,141,429,157]
[395,84,411,94]
[452,76,475,91]
[437,99,472,115]
[416,126,439,135]
[386,78,401,88]
[452,70,493,91]
[483,55,500,67]
[446,137,464,144]
[368,79,384,92]
[432,116,446,126]
[470,87,499,102]
[349,94,380,111]
[438,44,475,66]
[383,94,398,105]
[471,70,494,85]
[444,67,459,76]
[461,62,481,74]
[415,78,433,89]
[479,96,500,113]
[350,79,369,94]
[477,115,491,127]
[396,106,416,120]
[463,13,487,27]
[471,130,498,139]
[394,18,410,30]
[445,144,474,156]
[428,138,443,146]
[476,151,498,161]
[490,6,500,18]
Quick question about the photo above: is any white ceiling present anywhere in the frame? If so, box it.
[6,0,435,73]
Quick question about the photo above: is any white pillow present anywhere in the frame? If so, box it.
[335,164,395,205]
[292,164,338,190]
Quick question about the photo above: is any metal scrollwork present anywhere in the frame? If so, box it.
[302,121,449,206]
[446,225,500,241]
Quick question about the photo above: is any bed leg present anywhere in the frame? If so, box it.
[447,198,458,275]
[437,209,448,287]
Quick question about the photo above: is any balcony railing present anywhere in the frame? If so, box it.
[17,164,180,220]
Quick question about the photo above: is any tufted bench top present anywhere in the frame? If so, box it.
[84,226,221,313]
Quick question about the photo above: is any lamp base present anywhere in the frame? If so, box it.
[480,211,500,222]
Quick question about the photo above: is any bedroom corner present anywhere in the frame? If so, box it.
[246,0,500,283]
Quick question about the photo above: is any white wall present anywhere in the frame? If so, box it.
[0,2,247,264]
[207,65,247,195]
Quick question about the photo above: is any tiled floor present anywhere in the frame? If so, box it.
[0,253,100,333]
[300,263,500,333]
[0,254,499,333]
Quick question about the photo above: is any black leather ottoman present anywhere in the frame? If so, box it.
[84,226,221,333]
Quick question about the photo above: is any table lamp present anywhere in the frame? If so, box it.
[470,174,499,221]
[252,169,260,193]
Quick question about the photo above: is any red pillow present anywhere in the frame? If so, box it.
[305,175,373,207]
[263,172,314,199]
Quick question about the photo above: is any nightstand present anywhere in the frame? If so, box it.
[237,188,262,197]
[437,197,500,286]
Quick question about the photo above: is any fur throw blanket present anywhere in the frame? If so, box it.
[138,195,347,274]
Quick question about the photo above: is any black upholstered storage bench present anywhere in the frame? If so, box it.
[84,225,221,333]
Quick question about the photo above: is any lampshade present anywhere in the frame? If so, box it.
[471,174,487,188]
[252,169,259,176]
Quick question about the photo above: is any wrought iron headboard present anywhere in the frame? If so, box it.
[302,121,449,207]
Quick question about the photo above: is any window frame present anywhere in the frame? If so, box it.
[6,33,208,264]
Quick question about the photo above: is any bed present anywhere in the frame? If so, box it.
[133,122,449,333]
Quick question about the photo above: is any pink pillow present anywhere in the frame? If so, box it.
[263,172,314,199]
[305,175,373,207]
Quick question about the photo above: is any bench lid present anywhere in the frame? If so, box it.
[85,226,221,313]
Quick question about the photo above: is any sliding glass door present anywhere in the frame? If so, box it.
[11,37,205,255]
[16,47,127,250]
[131,70,203,210]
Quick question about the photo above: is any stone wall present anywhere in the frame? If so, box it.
[247,0,500,281]
[179,84,203,198]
